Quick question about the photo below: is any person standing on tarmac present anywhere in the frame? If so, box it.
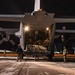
[63,46,67,63]
[16,44,24,62]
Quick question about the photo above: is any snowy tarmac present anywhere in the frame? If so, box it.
[0,59,75,75]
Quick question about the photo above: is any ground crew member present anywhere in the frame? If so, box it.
[16,44,24,62]
[4,49,6,57]
[63,47,67,62]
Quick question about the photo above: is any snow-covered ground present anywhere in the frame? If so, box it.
[0,50,13,52]
[0,56,45,59]
[0,60,75,75]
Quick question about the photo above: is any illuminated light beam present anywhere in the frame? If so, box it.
[46,27,49,31]
[24,26,29,31]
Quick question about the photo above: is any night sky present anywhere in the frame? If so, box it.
[0,0,75,28]
[0,0,75,15]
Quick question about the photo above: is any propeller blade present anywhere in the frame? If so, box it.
[10,39,15,45]
[0,39,4,44]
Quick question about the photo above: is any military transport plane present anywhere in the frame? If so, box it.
[0,0,75,59]
[0,0,54,51]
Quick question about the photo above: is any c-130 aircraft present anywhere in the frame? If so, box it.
[0,0,75,60]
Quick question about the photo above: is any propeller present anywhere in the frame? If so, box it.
[0,33,15,45]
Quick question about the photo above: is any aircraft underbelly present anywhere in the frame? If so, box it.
[24,12,54,30]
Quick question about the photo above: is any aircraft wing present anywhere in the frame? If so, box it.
[0,28,19,35]
[0,15,25,22]
[54,18,75,23]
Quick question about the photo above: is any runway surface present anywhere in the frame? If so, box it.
[0,60,75,75]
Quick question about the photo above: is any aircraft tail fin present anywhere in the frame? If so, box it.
[34,0,40,11]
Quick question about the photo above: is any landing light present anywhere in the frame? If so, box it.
[46,27,49,31]
[24,26,29,31]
